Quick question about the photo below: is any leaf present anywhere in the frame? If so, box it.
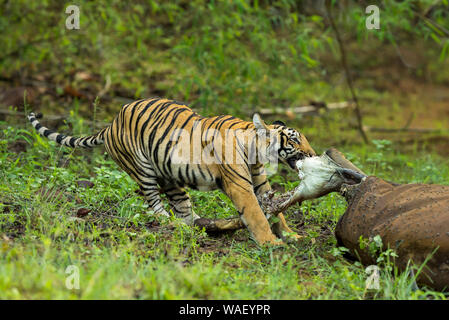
[270,216,280,224]
[430,32,441,44]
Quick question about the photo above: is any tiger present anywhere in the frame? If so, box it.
[28,97,316,245]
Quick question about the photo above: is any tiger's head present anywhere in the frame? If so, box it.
[253,113,316,170]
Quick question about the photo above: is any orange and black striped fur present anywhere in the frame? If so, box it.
[28,98,315,244]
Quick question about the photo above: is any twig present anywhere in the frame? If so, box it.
[97,74,111,99]
[389,32,418,69]
[325,1,369,144]
[403,112,415,130]
[416,11,449,38]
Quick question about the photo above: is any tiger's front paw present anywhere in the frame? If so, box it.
[282,231,303,243]
[252,232,285,247]
[260,238,285,247]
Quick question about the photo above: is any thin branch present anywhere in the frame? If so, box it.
[417,11,449,38]
[325,1,369,144]
[389,32,418,69]
[97,74,112,99]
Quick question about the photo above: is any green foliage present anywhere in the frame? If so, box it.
[1,0,449,300]
[1,122,448,299]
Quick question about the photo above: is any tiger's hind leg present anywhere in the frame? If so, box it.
[136,175,171,218]
[103,138,170,218]
[163,186,200,225]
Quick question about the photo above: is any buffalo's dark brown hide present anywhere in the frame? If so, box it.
[336,176,449,291]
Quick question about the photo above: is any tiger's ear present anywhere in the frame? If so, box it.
[272,120,286,127]
[253,113,269,135]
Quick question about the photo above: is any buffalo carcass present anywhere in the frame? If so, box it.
[261,148,449,291]
[336,176,449,291]
[194,147,449,291]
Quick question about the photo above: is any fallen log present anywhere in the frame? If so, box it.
[258,101,354,117]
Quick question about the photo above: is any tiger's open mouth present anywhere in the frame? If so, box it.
[287,154,304,170]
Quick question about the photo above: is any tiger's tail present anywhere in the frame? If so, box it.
[28,112,108,148]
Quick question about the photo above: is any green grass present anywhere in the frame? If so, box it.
[1,0,449,300]
[1,118,448,300]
